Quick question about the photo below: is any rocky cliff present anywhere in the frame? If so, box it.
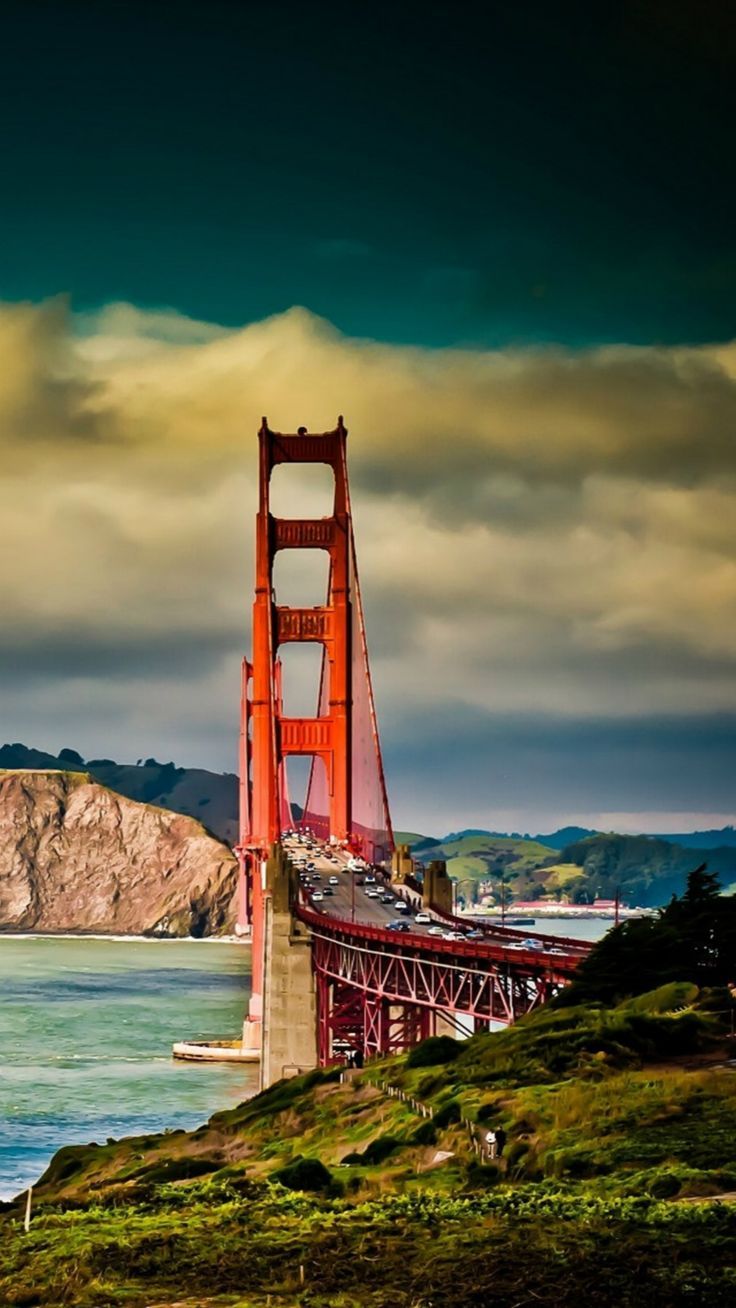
[0,770,239,936]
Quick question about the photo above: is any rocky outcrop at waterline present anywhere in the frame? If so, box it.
[0,770,239,936]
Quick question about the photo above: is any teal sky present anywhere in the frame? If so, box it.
[1,0,735,347]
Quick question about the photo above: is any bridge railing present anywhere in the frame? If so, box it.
[295,902,586,975]
[422,898,592,953]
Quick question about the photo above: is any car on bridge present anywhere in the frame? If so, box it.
[387,920,411,932]
[329,875,339,884]
[427,925,444,936]
[312,891,324,902]
[415,912,431,924]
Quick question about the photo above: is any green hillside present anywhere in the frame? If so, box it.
[393,829,437,848]
[3,992,735,1306]
[401,833,558,905]
[559,834,736,907]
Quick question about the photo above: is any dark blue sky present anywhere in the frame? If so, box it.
[1,0,734,346]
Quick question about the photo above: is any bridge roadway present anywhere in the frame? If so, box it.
[280,834,591,1057]
[283,834,589,972]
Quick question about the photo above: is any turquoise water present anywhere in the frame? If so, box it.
[0,936,257,1200]
[529,918,611,942]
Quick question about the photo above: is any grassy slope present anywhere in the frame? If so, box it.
[405,833,559,903]
[2,988,736,1306]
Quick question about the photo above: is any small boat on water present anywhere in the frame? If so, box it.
[506,917,536,926]
[172,1038,259,1063]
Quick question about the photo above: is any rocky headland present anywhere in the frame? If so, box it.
[0,770,239,936]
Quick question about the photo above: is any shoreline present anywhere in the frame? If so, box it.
[0,930,249,944]
[464,909,655,921]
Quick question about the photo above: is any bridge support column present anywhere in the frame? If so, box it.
[260,845,318,1089]
[391,843,414,885]
[423,859,453,915]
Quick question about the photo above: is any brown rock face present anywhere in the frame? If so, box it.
[0,770,239,936]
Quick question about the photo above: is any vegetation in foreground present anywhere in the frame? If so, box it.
[2,874,736,1306]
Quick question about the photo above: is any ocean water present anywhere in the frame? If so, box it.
[0,936,257,1200]
[530,918,612,942]
[466,916,613,943]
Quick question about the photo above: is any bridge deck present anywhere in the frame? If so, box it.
[285,835,589,976]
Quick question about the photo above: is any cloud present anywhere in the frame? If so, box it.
[0,297,734,829]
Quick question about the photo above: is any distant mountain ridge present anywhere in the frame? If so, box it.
[410,823,736,852]
[2,748,732,899]
[652,827,736,849]
[398,829,736,909]
[536,826,736,851]
[0,744,238,844]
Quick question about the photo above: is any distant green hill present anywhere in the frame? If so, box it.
[532,824,599,849]
[393,830,439,850]
[558,833,736,907]
[401,833,558,906]
[653,826,736,850]
[396,827,736,909]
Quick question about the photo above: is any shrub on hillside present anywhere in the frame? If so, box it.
[406,1035,461,1068]
[341,1135,402,1166]
[410,1119,438,1146]
[272,1155,333,1192]
[432,1099,461,1129]
[135,1155,219,1185]
[360,1135,402,1165]
[465,1160,501,1187]
[649,1171,682,1200]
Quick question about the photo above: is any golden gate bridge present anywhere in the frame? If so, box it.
[234,418,589,1087]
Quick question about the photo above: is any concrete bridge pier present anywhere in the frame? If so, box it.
[259,843,318,1090]
[391,847,454,916]
[424,860,453,914]
[390,843,415,887]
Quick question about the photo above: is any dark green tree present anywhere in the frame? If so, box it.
[561,865,736,1005]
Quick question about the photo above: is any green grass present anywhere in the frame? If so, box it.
[3,990,736,1306]
[2,1182,736,1306]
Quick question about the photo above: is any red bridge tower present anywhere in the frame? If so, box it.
[237,417,393,1049]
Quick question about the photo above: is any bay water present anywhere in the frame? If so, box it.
[0,936,257,1200]
[0,920,612,1200]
